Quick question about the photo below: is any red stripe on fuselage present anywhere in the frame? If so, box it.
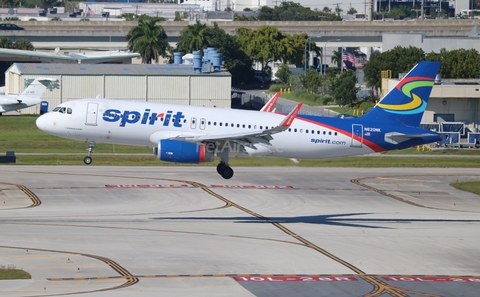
[295,116,386,153]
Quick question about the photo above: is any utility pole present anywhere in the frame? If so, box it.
[421,0,424,20]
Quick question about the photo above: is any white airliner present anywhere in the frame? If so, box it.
[36,61,441,179]
[0,78,57,115]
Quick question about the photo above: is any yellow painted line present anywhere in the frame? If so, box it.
[379,177,441,183]
[36,263,107,268]
[12,253,79,259]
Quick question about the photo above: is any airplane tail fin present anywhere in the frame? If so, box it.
[19,78,57,99]
[362,61,440,127]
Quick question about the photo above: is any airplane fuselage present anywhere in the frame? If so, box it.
[36,98,439,160]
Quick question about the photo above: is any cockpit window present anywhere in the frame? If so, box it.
[52,106,72,114]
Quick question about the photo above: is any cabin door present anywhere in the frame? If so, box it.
[351,124,363,148]
[85,103,99,126]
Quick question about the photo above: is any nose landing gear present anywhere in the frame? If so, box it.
[84,141,95,165]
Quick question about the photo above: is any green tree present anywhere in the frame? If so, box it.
[12,39,34,50]
[331,70,359,106]
[0,37,12,49]
[258,1,341,21]
[126,16,170,64]
[427,48,480,78]
[204,23,253,85]
[236,26,289,84]
[176,21,209,53]
[275,64,291,84]
[39,0,61,9]
[302,69,322,93]
[0,0,21,7]
[118,13,139,21]
[331,50,342,67]
[363,46,426,88]
[347,6,357,15]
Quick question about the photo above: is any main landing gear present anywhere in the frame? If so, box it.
[217,161,234,179]
[84,141,95,165]
[216,149,234,179]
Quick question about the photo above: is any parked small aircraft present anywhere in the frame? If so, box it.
[0,78,57,115]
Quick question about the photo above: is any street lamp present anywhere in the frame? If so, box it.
[304,37,311,72]
[323,38,341,75]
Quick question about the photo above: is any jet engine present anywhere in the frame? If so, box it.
[155,139,214,163]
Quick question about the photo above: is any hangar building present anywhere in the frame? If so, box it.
[6,63,232,114]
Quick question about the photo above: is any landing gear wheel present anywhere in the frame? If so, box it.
[217,162,226,174]
[220,166,234,179]
[84,141,95,165]
[83,156,92,165]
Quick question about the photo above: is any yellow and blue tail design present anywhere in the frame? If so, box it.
[363,61,440,127]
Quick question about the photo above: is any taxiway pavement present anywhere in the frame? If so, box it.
[0,166,479,297]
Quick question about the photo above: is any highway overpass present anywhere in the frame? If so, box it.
[0,20,478,50]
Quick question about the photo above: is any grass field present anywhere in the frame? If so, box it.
[1,115,480,166]
[0,265,31,280]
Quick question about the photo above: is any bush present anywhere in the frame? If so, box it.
[359,101,375,113]
[50,17,62,21]
[4,17,20,21]
[268,84,290,93]
[295,91,322,103]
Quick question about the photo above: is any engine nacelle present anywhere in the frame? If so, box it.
[156,139,214,163]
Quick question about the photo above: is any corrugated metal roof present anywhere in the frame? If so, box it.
[14,63,231,76]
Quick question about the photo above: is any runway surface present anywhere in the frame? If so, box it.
[0,166,479,297]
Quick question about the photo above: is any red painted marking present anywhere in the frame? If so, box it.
[105,184,190,188]
[199,145,205,163]
[297,117,386,153]
[211,185,293,189]
[235,276,357,282]
[384,277,480,282]
[396,76,434,90]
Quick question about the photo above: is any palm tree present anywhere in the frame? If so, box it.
[126,16,170,64]
[176,21,209,53]
[331,50,342,68]
[13,39,34,51]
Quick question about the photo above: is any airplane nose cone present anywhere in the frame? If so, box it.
[36,114,48,132]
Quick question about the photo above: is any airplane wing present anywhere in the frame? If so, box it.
[260,91,281,112]
[176,103,303,145]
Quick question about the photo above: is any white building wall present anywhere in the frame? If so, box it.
[5,69,232,113]
[383,33,480,52]
[104,76,146,100]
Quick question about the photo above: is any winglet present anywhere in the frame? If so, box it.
[280,103,302,127]
[260,92,280,112]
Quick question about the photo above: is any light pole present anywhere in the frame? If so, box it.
[323,38,341,75]
[304,37,311,72]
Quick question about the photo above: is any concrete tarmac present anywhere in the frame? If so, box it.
[0,166,479,297]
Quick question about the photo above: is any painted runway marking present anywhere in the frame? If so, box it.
[235,276,357,282]
[384,277,480,282]
[211,185,293,189]
[105,184,192,188]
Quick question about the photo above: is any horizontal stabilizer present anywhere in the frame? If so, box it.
[385,132,439,144]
